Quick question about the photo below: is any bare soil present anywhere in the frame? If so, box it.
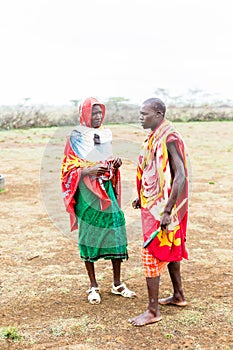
[0,122,232,350]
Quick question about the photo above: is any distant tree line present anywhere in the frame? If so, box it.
[0,91,232,129]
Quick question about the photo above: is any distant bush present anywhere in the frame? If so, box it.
[167,106,233,122]
[0,103,232,129]
[0,105,79,129]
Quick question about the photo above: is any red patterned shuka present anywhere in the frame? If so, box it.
[137,119,189,262]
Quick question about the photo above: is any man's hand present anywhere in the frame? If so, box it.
[112,157,122,169]
[132,197,141,209]
[160,212,171,231]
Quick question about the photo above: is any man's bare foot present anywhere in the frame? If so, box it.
[128,309,162,327]
[159,295,187,307]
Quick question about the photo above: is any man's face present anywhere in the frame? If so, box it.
[91,104,102,128]
[139,103,158,130]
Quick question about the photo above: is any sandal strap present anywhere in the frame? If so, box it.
[86,287,101,304]
[86,286,99,293]
[112,282,136,297]
[120,285,134,297]
[113,283,126,291]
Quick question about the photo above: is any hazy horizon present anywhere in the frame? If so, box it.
[1,0,232,106]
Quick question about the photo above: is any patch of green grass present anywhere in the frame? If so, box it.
[50,325,64,337]
[49,316,106,337]
[178,311,201,325]
[60,287,70,294]
[164,333,174,339]
[0,326,22,341]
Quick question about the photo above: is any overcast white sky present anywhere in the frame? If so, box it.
[0,0,232,105]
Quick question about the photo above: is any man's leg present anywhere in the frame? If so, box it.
[128,276,162,326]
[159,261,187,306]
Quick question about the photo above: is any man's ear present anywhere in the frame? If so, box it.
[156,111,163,118]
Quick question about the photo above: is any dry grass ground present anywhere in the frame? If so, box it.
[0,122,232,350]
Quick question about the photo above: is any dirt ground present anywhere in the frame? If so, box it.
[0,122,232,350]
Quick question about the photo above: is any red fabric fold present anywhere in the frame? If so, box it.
[61,138,122,231]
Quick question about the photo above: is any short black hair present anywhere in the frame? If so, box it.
[143,98,166,116]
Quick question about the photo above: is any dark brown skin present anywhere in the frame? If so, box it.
[129,99,186,326]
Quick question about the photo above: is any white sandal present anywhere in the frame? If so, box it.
[111,283,136,298]
[86,287,101,304]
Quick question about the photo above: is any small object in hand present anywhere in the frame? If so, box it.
[143,228,161,248]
